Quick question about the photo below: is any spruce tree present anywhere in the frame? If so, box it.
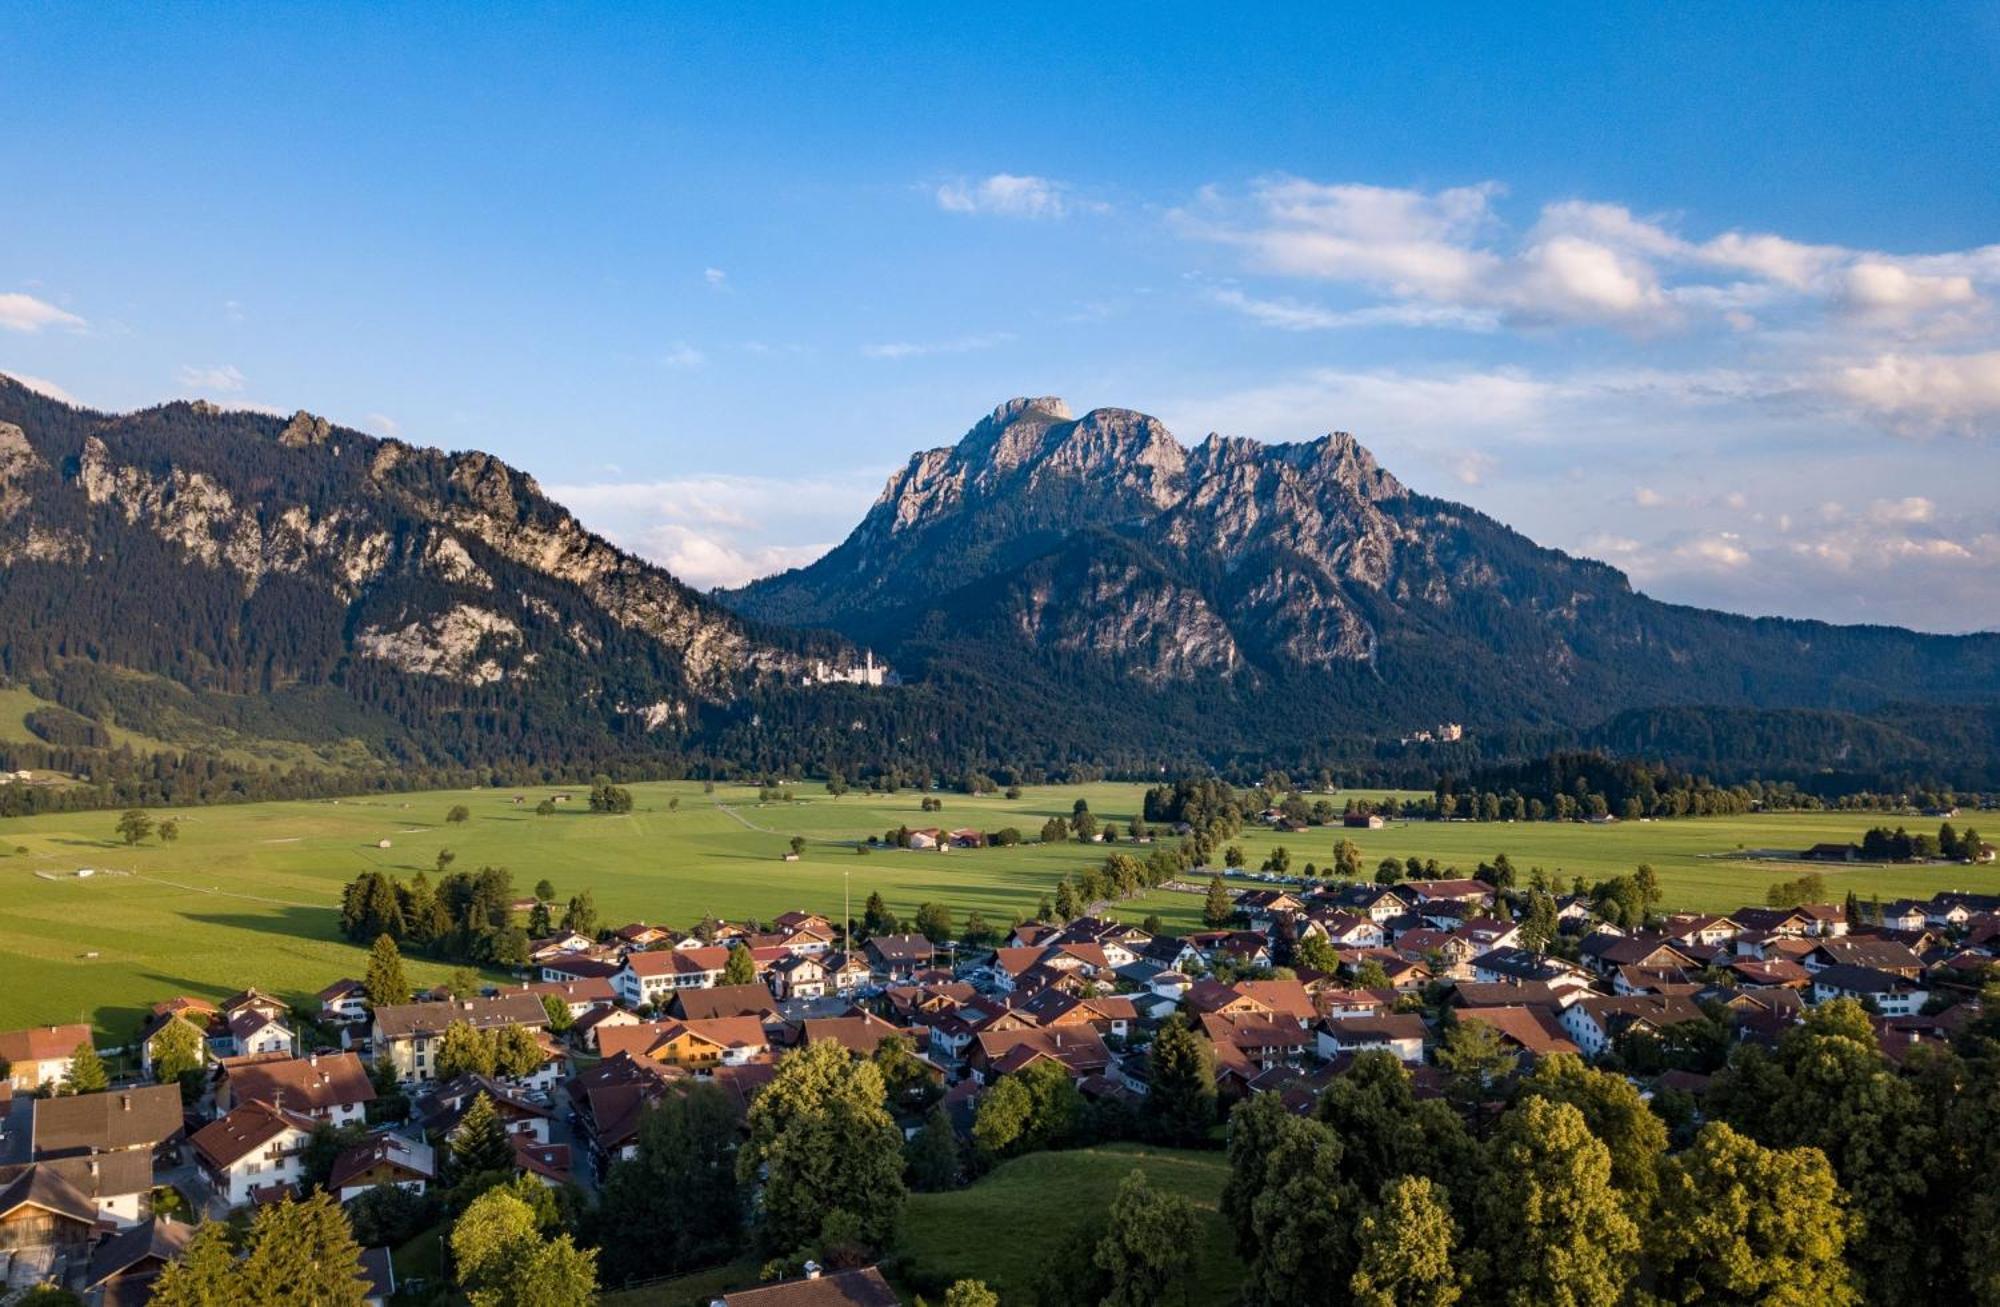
[364,933,410,1007]
[148,1220,240,1307]
[62,1042,109,1094]
[237,1192,369,1306]
[1202,875,1233,928]
[1145,1014,1216,1145]
[451,1093,515,1180]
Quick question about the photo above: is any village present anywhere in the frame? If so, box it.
[4,852,1998,1304]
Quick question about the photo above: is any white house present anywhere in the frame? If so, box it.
[192,1100,318,1207]
[1811,964,1929,1017]
[225,1008,295,1060]
[614,947,731,1007]
[1315,1014,1427,1064]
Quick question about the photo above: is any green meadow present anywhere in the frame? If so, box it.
[0,779,1992,1035]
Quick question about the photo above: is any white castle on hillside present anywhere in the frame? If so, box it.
[806,650,891,687]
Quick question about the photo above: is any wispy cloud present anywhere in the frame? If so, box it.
[1211,287,1499,332]
[177,364,247,393]
[0,292,86,333]
[661,343,707,369]
[2,371,83,406]
[861,332,1014,360]
[703,267,728,288]
[935,173,1103,219]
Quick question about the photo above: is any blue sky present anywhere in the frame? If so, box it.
[4,4,1997,629]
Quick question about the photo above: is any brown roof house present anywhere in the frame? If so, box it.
[0,1024,94,1093]
[219,1053,375,1127]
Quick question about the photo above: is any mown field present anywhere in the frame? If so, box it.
[0,779,1991,1034]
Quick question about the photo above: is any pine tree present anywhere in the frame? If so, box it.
[594,1082,744,1281]
[723,945,758,986]
[451,1093,514,1180]
[62,1042,108,1094]
[364,933,410,1007]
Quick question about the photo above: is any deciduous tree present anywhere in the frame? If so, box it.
[1350,1176,1462,1307]
[1477,1097,1638,1307]
[740,1040,905,1255]
[1650,1121,1858,1305]
[1093,1170,1199,1307]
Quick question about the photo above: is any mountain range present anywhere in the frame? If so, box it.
[724,396,1999,751]
[1,376,1995,786]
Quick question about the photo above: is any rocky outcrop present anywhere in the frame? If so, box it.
[355,605,524,685]
[76,436,392,596]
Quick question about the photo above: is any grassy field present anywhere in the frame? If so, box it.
[897,1144,1239,1305]
[1,779,1992,1034]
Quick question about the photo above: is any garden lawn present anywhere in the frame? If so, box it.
[897,1144,1240,1306]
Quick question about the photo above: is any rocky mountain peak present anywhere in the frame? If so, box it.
[990,395,1072,425]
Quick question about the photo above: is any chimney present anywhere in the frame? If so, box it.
[803,1261,822,1281]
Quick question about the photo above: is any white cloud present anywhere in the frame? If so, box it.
[1450,450,1497,486]
[1840,262,1978,316]
[1180,178,1997,340]
[364,412,402,438]
[861,332,1014,360]
[1866,496,1935,525]
[1672,533,1752,570]
[704,267,727,287]
[935,173,1099,219]
[1827,350,2000,433]
[546,469,887,591]
[661,343,707,369]
[1632,486,1668,508]
[177,364,247,393]
[0,292,85,333]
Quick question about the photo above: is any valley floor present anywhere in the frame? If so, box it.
[0,779,1990,1032]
